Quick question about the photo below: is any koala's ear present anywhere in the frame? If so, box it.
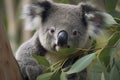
[79,3,116,38]
[21,0,52,30]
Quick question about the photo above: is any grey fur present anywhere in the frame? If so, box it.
[15,0,113,80]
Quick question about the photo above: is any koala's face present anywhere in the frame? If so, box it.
[23,0,114,53]
[39,5,88,52]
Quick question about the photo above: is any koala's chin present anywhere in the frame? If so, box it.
[54,45,70,52]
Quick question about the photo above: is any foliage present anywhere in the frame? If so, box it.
[35,27,120,80]
[32,54,50,67]
[66,53,96,74]
[33,0,120,80]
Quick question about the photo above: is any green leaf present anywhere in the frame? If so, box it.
[110,66,120,80]
[60,0,70,4]
[109,11,120,24]
[88,71,101,80]
[110,41,120,68]
[103,71,110,80]
[102,13,117,26]
[32,54,50,67]
[110,11,120,18]
[50,71,61,80]
[105,0,118,12]
[37,72,53,80]
[66,53,96,74]
[88,60,106,80]
[99,32,120,67]
[101,72,105,80]
[58,48,78,56]
[60,71,67,80]
[92,61,106,72]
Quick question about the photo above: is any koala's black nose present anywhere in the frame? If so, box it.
[57,30,68,46]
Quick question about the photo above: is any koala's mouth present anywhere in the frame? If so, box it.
[53,44,70,52]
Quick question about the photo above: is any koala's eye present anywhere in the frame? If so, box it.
[49,27,55,34]
[72,30,78,36]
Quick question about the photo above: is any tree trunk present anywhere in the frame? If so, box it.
[0,21,23,80]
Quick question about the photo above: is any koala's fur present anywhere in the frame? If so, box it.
[15,0,114,80]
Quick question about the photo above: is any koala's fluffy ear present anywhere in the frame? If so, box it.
[79,3,116,38]
[21,0,52,30]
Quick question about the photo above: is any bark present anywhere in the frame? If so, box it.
[0,21,23,80]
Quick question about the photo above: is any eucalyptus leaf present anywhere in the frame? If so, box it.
[102,12,117,26]
[105,0,118,12]
[88,71,101,80]
[37,72,53,80]
[58,48,78,56]
[110,41,120,68]
[101,72,105,80]
[110,66,120,80]
[32,54,50,67]
[60,0,70,4]
[50,71,61,80]
[110,11,120,19]
[66,53,96,74]
[60,71,67,80]
[99,32,120,67]
[87,60,106,80]
[103,71,110,80]
[92,62,106,72]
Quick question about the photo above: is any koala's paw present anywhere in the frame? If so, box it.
[26,65,42,80]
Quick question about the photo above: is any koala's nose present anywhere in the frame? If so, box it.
[57,30,68,46]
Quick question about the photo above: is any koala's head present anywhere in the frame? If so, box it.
[22,0,116,53]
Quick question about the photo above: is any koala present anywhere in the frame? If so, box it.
[15,0,115,80]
